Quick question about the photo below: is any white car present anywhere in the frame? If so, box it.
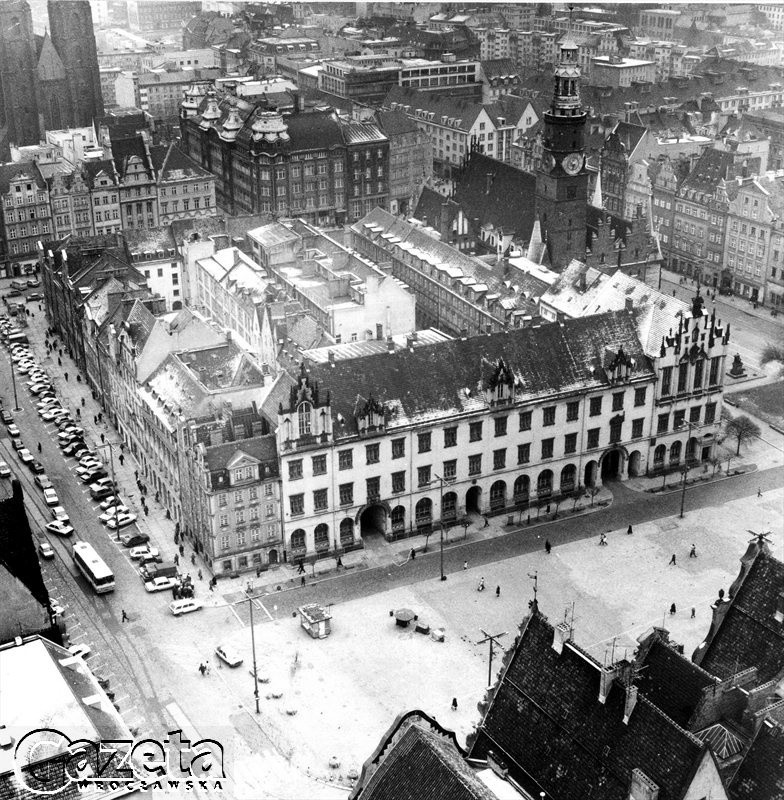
[145,576,178,593]
[99,505,130,524]
[6,424,20,437]
[215,645,243,668]
[129,544,159,561]
[106,512,138,530]
[40,407,64,421]
[43,487,59,506]
[51,506,70,522]
[99,495,124,511]
[38,541,55,559]
[68,644,91,659]
[0,461,10,478]
[18,448,34,464]
[45,520,74,536]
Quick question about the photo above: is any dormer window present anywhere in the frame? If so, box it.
[298,402,312,437]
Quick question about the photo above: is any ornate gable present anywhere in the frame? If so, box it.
[482,357,516,405]
[354,394,389,436]
[604,345,634,383]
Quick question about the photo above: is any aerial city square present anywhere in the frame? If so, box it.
[0,0,782,798]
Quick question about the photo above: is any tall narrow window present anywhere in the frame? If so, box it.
[298,402,312,436]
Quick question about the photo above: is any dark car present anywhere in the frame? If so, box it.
[120,531,150,548]
[26,278,40,288]
[62,440,86,456]
[90,485,115,501]
[27,292,43,300]
[10,440,24,452]
[29,461,45,475]
[81,469,108,484]
[0,411,13,424]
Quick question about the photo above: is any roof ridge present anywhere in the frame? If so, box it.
[635,693,706,748]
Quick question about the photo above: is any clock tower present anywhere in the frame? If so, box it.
[534,35,588,269]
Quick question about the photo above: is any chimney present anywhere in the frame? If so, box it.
[627,769,659,800]
[406,334,414,351]
[552,621,570,654]
[625,297,634,312]
[599,665,619,704]
[411,331,418,342]
[327,349,335,364]
[485,324,492,336]
[386,336,395,353]
[460,328,468,340]
[775,592,784,624]
[579,271,586,292]
[623,685,638,724]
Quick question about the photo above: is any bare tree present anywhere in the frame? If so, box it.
[588,485,601,507]
[724,415,761,456]
[571,485,584,512]
[761,329,784,377]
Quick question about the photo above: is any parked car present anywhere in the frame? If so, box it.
[17,448,34,464]
[99,495,124,510]
[46,520,74,536]
[38,541,55,559]
[81,470,108,485]
[11,440,24,452]
[6,424,20,437]
[120,531,149,547]
[27,291,43,300]
[0,411,13,424]
[34,474,53,490]
[0,461,11,478]
[40,407,65,421]
[145,576,178,593]
[106,512,137,529]
[215,645,243,668]
[99,505,130,524]
[29,383,52,396]
[51,506,70,522]
[42,487,59,506]
[62,440,86,457]
[129,544,160,561]
[68,644,91,659]
[29,461,45,475]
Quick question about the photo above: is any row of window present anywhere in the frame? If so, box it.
[216,484,272,505]
[657,403,716,433]
[219,524,277,550]
[660,360,721,396]
[217,504,276,524]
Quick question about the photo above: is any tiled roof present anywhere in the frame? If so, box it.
[469,612,709,800]
[303,309,652,435]
[635,639,716,729]
[153,142,214,183]
[125,225,177,254]
[680,148,735,194]
[453,151,536,240]
[383,85,484,131]
[480,58,518,80]
[412,187,458,230]
[350,711,497,800]
[341,120,387,146]
[111,134,153,180]
[729,718,784,800]
[698,549,784,684]
[204,434,278,473]
[609,121,647,156]
[374,109,418,137]
[0,161,46,195]
[124,299,157,350]
[82,158,118,188]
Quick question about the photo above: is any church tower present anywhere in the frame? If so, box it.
[534,35,588,269]
[48,0,103,128]
[0,0,42,155]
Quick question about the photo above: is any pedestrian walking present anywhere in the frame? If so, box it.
[336,556,343,568]
[37,442,42,453]
[669,553,677,566]
[119,454,124,466]
[76,374,81,383]
[410,548,416,560]
[757,488,762,497]
[463,560,468,570]
[58,357,61,366]
[198,663,206,676]
[209,581,215,592]
[297,561,305,574]
[179,544,184,556]
[143,506,149,516]
[627,525,633,535]
[64,372,68,382]
[483,515,489,528]
[451,697,458,711]
[496,585,500,598]
[155,492,160,504]
[134,470,139,480]
[599,533,608,546]
[100,433,105,444]
[545,539,551,554]
[94,415,98,425]
[81,397,85,407]
[174,554,179,566]
[121,609,129,622]
[198,569,203,580]
[191,553,196,565]
[691,607,696,619]
[301,576,306,587]
[76,409,81,419]
[689,544,697,558]
[166,509,171,520]
[669,603,676,615]
[477,577,485,592]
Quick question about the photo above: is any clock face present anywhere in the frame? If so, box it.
[562,152,583,176]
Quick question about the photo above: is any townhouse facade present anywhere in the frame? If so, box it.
[0,162,52,273]
[179,418,282,574]
[266,304,729,562]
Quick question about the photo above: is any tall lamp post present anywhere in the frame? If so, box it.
[94,441,120,537]
[245,584,260,714]
[10,358,21,412]
[432,473,454,582]
[678,420,697,519]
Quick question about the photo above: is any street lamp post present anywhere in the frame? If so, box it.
[432,473,454,582]
[246,585,260,714]
[95,441,120,537]
[677,421,697,519]
[10,358,21,412]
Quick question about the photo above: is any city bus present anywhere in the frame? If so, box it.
[72,541,115,594]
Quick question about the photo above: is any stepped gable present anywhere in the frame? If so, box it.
[468,612,712,800]
[305,309,652,435]
[698,548,784,684]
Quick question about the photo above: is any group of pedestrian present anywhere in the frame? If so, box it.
[198,662,210,676]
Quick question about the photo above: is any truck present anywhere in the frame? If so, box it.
[139,561,178,582]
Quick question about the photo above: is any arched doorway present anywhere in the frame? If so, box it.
[537,469,553,498]
[360,504,387,538]
[653,444,666,468]
[290,529,306,561]
[601,449,623,480]
[560,464,577,493]
[513,475,529,505]
[314,523,330,554]
[415,498,433,531]
[442,491,457,522]
[339,518,354,547]
[669,440,682,466]
[584,460,598,488]
[466,485,482,514]
[489,480,506,511]
[628,450,642,477]
[686,437,699,463]
[268,549,278,564]
[391,506,405,533]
